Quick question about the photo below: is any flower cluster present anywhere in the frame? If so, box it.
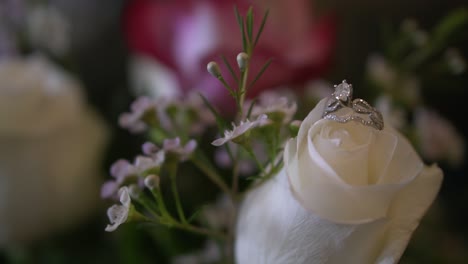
[101,6,454,264]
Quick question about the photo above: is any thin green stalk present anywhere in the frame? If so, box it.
[168,164,187,223]
[191,155,232,197]
[149,188,172,221]
[244,145,264,171]
[170,221,227,241]
[238,60,250,117]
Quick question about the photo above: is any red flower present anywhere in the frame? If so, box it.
[123,0,335,112]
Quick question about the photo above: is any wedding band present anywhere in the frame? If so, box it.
[322,80,384,130]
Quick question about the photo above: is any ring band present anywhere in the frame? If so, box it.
[322,80,384,130]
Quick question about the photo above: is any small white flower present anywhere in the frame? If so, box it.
[110,159,137,183]
[212,114,269,146]
[250,91,297,124]
[105,187,131,232]
[134,152,165,173]
[163,137,197,161]
[142,141,159,155]
[119,96,157,133]
[184,92,216,134]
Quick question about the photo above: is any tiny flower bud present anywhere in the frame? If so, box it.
[144,174,160,190]
[128,184,141,199]
[237,52,249,72]
[207,61,222,78]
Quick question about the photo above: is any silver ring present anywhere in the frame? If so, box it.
[322,80,384,130]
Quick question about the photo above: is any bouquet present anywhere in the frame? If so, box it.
[102,6,446,264]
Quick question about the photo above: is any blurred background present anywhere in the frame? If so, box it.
[0,0,467,263]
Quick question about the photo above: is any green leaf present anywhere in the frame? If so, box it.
[234,6,243,31]
[246,7,254,43]
[187,209,202,224]
[404,8,468,70]
[221,55,239,84]
[248,58,273,89]
[254,9,270,48]
[246,98,257,119]
[234,6,248,52]
[198,93,228,130]
[432,8,468,47]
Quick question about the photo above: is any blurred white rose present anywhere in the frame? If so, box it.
[0,55,108,245]
[236,98,442,264]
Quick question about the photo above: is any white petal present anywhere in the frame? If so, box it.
[235,165,442,264]
[296,98,328,154]
[105,204,129,232]
[374,165,443,262]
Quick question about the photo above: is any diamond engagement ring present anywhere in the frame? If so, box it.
[322,80,384,130]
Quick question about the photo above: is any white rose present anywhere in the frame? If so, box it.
[236,98,443,264]
[0,55,108,245]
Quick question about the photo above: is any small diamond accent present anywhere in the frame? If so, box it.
[333,80,352,101]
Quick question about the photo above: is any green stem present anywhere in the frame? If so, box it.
[191,155,233,197]
[238,64,250,117]
[168,163,187,223]
[170,221,227,241]
[244,144,264,171]
[149,188,172,221]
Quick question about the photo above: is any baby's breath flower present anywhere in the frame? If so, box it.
[110,159,137,183]
[163,137,197,161]
[105,187,132,232]
[250,91,297,124]
[142,141,159,155]
[180,92,216,134]
[119,96,157,133]
[134,153,165,174]
[212,114,269,146]
[100,180,119,199]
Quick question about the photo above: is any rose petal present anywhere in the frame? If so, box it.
[287,127,418,224]
[236,165,442,264]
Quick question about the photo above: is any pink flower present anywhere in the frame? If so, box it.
[123,0,335,111]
